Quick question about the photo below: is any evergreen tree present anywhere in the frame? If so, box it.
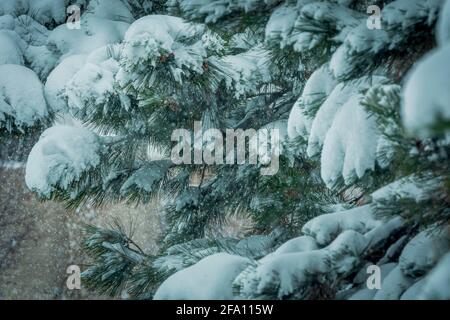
[17,0,450,299]
[23,0,332,298]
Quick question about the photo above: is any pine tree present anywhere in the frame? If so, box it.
[231,0,450,300]
[23,0,332,298]
[17,0,450,300]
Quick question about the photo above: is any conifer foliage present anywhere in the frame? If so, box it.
[1,0,449,299]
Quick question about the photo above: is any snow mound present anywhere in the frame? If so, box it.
[66,59,118,114]
[0,30,25,65]
[85,0,134,23]
[364,217,405,255]
[0,14,15,29]
[399,228,450,278]
[154,253,251,300]
[118,15,208,87]
[235,250,330,299]
[273,235,319,255]
[24,45,59,79]
[420,252,450,299]
[45,54,87,113]
[0,64,47,129]
[221,47,271,98]
[306,76,386,158]
[47,23,125,58]
[300,63,337,113]
[437,0,450,46]
[168,0,270,24]
[14,15,49,46]
[373,265,414,300]
[265,4,299,48]
[235,230,368,299]
[402,43,450,137]
[288,63,337,139]
[372,175,443,203]
[320,94,380,188]
[330,0,443,80]
[0,0,67,25]
[400,277,426,300]
[306,82,356,157]
[290,1,363,52]
[47,1,130,59]
[287,98,311,140]
[302,205,382,246]
[25,125,102,198]
[381,0,443,30]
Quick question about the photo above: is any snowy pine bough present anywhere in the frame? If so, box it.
[0,0,449,300]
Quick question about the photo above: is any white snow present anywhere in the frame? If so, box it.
[1,0,447,302]
[273,236,318,255]
[0,30,25,65]
[14,15,49,46]
[348,287,377,300]
[363,217,405,254]
[0,14,15,30]
[288,63,337,140]
[381,0,442,30]
[302,205,382,246]
[47,0,131,59]
[349,263,397,300]
[306,82,355,157]
[44,54,87,113]
[326,230,367,269]
[259,235,319,263]
[401,0,449,137]
[437,0,450,46]
[301,64,337,112]
[154,253,250,300]
[66,60,118,114]
[290,1,363,52]
[373,265,414,300]
[64,46,126,117]
[265,4,299,48]
[372,175,442,203]
[86,0,134,23]
[399,228,450,278]
[402,42,450,137]
[168,0,268,24]
[306,76,386,158]
[330,0,444,80]
[235,250,330,299]
[0,0,67,25]
[320,94,380,188]
[47,20,128,58]
[0,64,48,128]
[287,98,311,140]
[400,277,426,300]
[25,125,102,198]
[24,45,59,79]
[420,252,450,299]
[118,15,207,86]
[235,230,369,299]
[221,47,271,98]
